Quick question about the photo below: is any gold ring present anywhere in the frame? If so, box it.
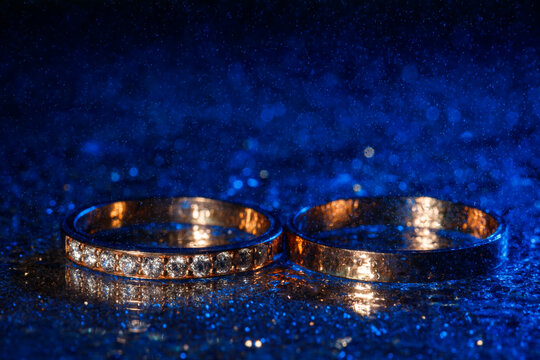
[62,197,283,279]
[286,197,507,282]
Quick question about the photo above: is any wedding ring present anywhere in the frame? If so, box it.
[286,197,507,282]
[63,197,283,279]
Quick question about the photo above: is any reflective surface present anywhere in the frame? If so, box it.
[287,197,507,282]
[2,1,539,358]
[7,250,535,358]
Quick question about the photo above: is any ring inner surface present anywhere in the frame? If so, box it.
[294,197,499,251]
[74,198,270,249]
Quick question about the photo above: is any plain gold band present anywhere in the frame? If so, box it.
[286,197,507,282]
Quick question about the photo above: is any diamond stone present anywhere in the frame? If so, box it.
[120,283,138,302]
[165,256,188,278]
[99,251,116,272]
[141,286,163,305]
[81,247,97,267]
[237,248,252,271]
[69,240,82,261]
[101,282,115,300]
[215,252,232,274]
[191,255,211,277]
[68,268,82,288]
[85,276,98,294]
[254,244,268,266]
[119,255,138,276]
[141,257,164,278]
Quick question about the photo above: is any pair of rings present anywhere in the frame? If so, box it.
[63,196,507,283]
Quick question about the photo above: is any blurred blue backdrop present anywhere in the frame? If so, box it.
[0,1,538,359]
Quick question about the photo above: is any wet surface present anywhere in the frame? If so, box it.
[1,1,539,359]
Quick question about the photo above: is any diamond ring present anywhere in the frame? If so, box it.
[63,197,283,279]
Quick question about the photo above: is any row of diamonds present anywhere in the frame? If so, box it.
[66,265,228,308]
[66,236,273,279]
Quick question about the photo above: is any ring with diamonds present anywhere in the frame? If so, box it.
[63,197,283,279]
[286,197,507,282]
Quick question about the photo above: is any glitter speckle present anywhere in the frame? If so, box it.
[363,147,375,158]
[401,64,418,83]
[111,172,120,182]
[259,170,269,179]
[426,106,440,121]
[233,180,243,190]
[448,107,461,123]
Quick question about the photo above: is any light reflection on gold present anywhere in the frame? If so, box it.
[80,198,272,237]
[192,203,199,220]
[409,197,442,228]
[110,202,126,229]
[464,207,494,238]
[189,204,212,226]
[354,254,374,281]
[190,225,213,247]
[322,199,351,231]
[408,197,443,250]
[409,228,440,250]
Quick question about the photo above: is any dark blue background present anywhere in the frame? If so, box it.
[1,1,538,358]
